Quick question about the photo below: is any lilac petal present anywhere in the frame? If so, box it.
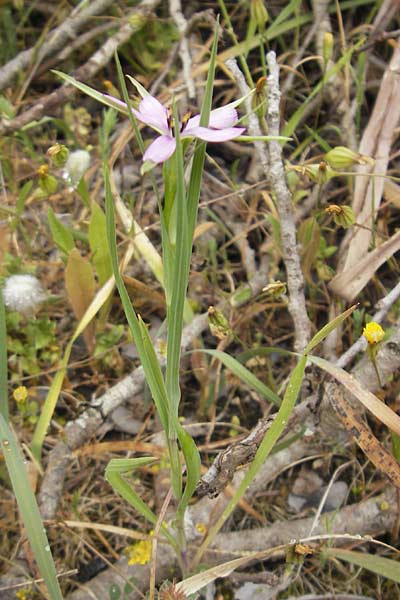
[185,105,239,133]
[143,135,176,164]
[136,96,169,133]
[209,105,239,129]
[103,94,128,110]
[186,126,245,142]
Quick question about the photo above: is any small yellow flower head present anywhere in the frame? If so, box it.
[36,164,49,177]
[13,386,28,403]
[363,321,384,345]
[195,522,207,535]
[15,588,32,600]
[125,539,152,565]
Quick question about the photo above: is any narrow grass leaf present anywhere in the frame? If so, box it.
[115,54,145,155]
[105,168,170,432]
[165,102,188,416]
[176,423,201,519]
[283,39,365,140]
[0,288,8,421]
[324,548,400,583]
[105,457,159,526]
[305,304,358,353]
[193,354,307,565]
[0,416,63,599]
[200,349,281,406]
[187,22,219,238]
[52,71,128,114]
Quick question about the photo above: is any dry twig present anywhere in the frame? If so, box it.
[0,0,161,136]
[266,51,312,351]
[0,0,115,92]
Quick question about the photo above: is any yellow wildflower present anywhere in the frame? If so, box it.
[363,322,385,345]
[125,538,152,565]
[15,588,32,600]
[13,386,28,403]
[195,522,207,535]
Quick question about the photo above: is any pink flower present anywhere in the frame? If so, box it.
[131,95,245,164]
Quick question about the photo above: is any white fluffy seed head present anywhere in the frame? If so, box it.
[3,274,46,315]
[63,149,91,189]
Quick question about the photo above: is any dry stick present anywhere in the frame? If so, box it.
[0,0,161,137]
[227,53,311,351]
[266,52,312,351]
[0,0,115,92]
[281,0,329,97]
[169,0,196,99]
[225,57,269,172]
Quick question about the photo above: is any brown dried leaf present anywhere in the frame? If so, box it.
[65,248,96,352]
[327,381,400,489]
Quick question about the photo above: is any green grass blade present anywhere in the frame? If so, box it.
[105,168,170,432]
[0,288,8,421]
[187,22,219,238]
[52,70,128,114]
[200,349,281,407]
[105,457,159,526]
[193,353,307,564]
[176,422,201,520]
[305,304,357,353]
[114,54,145,155]
[0,416,63,599]
[105,457,179,551]
[165,102,188,416]
[283,38,365,140]
[266,0,302,36]
[324,548,400,583]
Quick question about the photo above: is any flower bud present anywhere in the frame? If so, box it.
[47,144,69,167]
[322,32,334,64]
[208,306,232,340]
[250,0,269,33]
[37,165,58,194]
[252,76,267,119]
[325,204,355,228]
[13,386,28,403]
[128,13,146,30]
[103,80,120,99]
[324,146,373,170]
[302,162,337,184]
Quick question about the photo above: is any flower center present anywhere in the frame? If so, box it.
[166,108,192,134]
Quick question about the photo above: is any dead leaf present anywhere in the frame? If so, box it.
[326,381,400,489]
[65,248,96,352]
[328,229,400,301]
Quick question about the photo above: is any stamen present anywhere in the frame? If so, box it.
[180,111,192,132]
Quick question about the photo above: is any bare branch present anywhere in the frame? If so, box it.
[266,51,312,351]
[0,0,115,92]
